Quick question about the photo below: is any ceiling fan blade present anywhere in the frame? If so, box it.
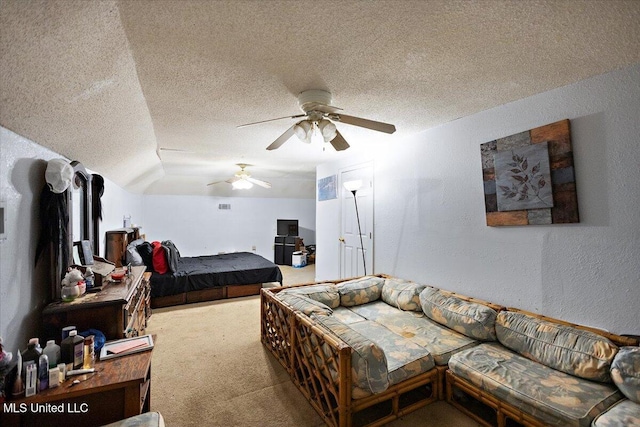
[266,124,297,150]
[225,177,240,184]
[247,177,272,188]
[207,180,227,186]
[329,130,350,151]
[331,113,396,134]
[237,114,306,128]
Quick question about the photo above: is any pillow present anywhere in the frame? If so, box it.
[337,276,385,307]
[611,346,640,402]
[312,314,389,394]
[151,241,169,275]
[496,311,618,382]
[278,293,333,316]
[136,242,155,272]
[419,287,497,341]
[279,284,340,308]
[381,278,427,311]
[125,238,145,266]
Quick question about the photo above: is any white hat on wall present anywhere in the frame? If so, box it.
[45,158,74,194]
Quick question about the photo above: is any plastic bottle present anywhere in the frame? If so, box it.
[33,338,43,355]
[84,267,95,290]
[43,340,61,368]
[61,330,84,369]
[21,339,41,372]
[38,354,49,391]
[83,335,95,369]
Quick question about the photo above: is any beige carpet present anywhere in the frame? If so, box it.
[146,264,481,426]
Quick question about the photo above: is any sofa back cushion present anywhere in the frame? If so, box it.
[610,346,640,402]
[279,284,340,308]
[278,293,333,316]
[313,314,389,394]
[337,276,385,307]
[496,311,618,383]
[419,287,497,341]
[381,278,427,311]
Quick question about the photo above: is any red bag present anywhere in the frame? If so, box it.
[151,241,169,274]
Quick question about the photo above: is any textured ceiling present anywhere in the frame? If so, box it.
[2,0,639,198]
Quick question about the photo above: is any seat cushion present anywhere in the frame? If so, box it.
[496,311,618,382]
[449,343,623,427]
[348,319,435,387]
[591,399,640,427]
[336,276,385,306]
[373,312,478,365]
[348,300,421,321]
[381,278,427,311]
[420,287,498,341]
[312,314,389,394]
[332,306,368,325]
[610,346,640,403]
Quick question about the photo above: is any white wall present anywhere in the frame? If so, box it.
[0,128,58,353]
[142,195,315,261]
[318,63,640,335]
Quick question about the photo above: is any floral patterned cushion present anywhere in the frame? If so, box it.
[419,287,498,341]
[347,319,435,387]
[348,300,423,321]
[372,312,479,365]
[336,276,385,306]
[332,307,367,325]
[381,278,427,311]
[449,343,623,426]
[277,293,333,316]
[611,347,640,403]
[312,314,389,394]
[592,399,640,427]
[279,283,340,308]
[496,311,618,383]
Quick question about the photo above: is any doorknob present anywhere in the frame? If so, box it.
[338,237,345,243]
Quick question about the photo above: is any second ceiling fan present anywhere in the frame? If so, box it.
[207,164,271,190]
[238,90,396,151]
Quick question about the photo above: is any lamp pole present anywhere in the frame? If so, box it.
[349,189,367,276]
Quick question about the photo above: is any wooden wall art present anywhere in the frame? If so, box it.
[480,119,579,226]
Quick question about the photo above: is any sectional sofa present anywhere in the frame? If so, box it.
[260,275,639,427]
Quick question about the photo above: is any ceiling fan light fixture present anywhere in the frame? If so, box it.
[232,179,253,190]
[318,119,337,142]
[293,120,313,143]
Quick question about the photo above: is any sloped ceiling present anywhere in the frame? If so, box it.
[2,0,639,198]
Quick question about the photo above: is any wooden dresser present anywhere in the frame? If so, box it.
[42,266,151,341]
[105,227,143,267]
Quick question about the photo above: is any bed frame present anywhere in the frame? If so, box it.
[152,282,269,308]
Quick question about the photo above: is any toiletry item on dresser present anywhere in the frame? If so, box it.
[25,361,37,397]
[61,330,84,369]
[38,354,49,391]
[43,339,60,368]
[83,335,95,369]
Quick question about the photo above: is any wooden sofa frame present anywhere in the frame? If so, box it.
[260,276,439,427]
[262,277,638,427]
[445,307,640,427]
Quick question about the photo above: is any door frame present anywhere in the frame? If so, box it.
[339,162,373,278]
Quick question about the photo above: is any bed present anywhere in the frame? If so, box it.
[128,242,283,308]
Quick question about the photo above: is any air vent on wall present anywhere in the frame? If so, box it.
[218,203,231,210]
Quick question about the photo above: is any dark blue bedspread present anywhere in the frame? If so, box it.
[150,252,282,298]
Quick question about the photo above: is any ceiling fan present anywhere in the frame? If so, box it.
[207,164,271,190]
[238,89,396,151]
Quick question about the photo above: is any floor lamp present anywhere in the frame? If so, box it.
[343,180,366,276]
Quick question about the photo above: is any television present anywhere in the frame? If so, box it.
[277,219,298,236]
